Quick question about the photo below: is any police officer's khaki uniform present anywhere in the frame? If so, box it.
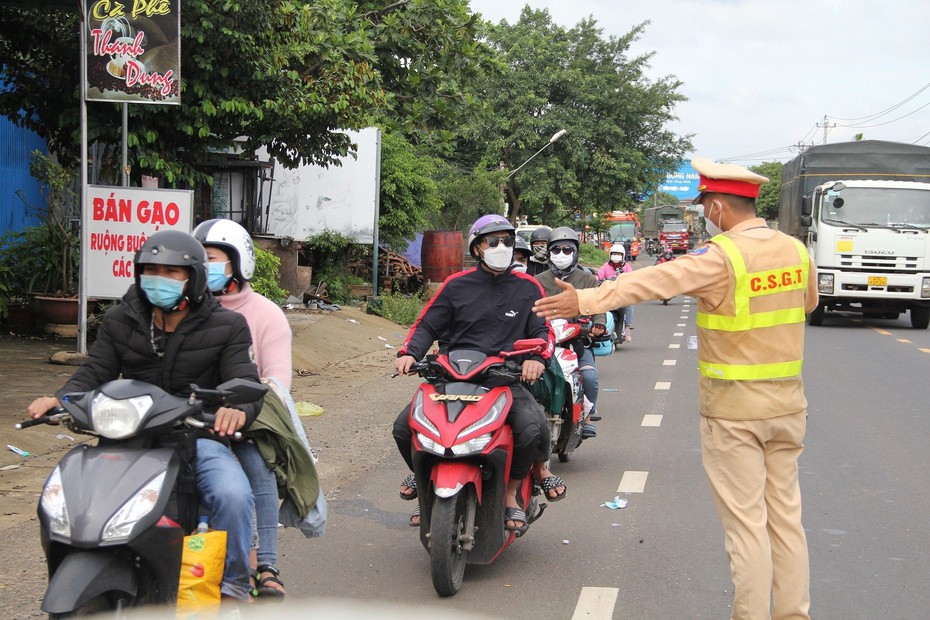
[577,218,817,620]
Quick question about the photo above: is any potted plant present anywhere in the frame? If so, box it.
[9,151,90,331]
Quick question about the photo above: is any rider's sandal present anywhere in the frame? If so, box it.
[409,505,420,527]
[255,563,286,601]
[504,507,530,537]
[399,474,417,501]
[539,475,567,502]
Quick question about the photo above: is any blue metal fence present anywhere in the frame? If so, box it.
[0,118,46,236]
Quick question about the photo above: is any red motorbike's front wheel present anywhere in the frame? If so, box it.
[429,488,474,596]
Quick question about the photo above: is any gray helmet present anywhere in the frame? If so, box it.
[547,226,580,249]
[513,235,531,259]
[529,226,552,244]
[467,214,515,259]
[134,230,208,308]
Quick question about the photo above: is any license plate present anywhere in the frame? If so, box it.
[868,276,887,286]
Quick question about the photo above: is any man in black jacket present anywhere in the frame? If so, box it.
[28,230,263,603]
[393,215,566,532]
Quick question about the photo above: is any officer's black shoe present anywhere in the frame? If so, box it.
[588,409,602,422]
[581,423,597,439]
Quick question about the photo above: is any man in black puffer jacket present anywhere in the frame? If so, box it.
[28,230,263,604]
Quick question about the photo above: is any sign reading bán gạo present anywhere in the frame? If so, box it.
[85,186,193,299]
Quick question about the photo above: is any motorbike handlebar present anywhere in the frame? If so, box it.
[188,414,242,441]
[15,408,67,430]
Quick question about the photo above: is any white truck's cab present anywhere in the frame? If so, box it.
[802,179,930,328]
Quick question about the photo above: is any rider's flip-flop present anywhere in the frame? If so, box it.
[399,474,417,501]
[504,507,529,537]
[539,475,567,502]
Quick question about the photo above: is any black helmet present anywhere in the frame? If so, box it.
[134,230,208,308]
[547,226,580,248]
[529,226,552,261]
[513,235,531,258]
[467,214,515,259]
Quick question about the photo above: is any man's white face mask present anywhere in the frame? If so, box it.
[549,251,574,270]
[482,244,514,271]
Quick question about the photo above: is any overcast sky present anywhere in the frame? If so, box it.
[468,0,930,164]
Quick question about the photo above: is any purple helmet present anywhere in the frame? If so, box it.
[467,214,515,259]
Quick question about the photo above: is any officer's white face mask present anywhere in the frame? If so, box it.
[705,200,724,237]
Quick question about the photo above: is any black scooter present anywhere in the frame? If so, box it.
[16,378,266,617]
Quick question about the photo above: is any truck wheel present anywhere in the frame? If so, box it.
[910,307,930,329]
[807,305,825,326]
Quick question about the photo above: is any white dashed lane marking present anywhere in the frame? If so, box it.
[677,323,686,327]
[668,343,680,349]
[673,332,683,336]
[663,359,676,366]
[642,414,663,427]
[572,587,619,620]
[618,471,648,493]
[654,382,670,390]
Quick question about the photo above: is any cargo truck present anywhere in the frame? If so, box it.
[778,140,930,328]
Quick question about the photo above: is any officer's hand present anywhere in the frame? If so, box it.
[533,278,580,320]
[521,359,545,384]
[214,406,246,437]
[394,355,417,375]
[591,324,606,337]
[27,396,61,420]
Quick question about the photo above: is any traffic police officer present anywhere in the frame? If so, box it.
[532,158,818,620]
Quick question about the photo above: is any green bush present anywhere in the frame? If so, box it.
[251,247,289,302]
[303,231,356,304]
[367,291,426,326]
[579,243,607,267]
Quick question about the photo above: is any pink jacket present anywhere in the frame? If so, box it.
[216,284,293,389]
[597,261,632,281]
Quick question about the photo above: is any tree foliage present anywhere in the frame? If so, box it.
[467,8,692,224]
[750,161,783,220]
[0,1,494,185]
[377,131,443,249]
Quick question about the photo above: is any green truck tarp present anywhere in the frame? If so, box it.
[778,140,930,236]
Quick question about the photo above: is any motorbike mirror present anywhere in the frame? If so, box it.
[193,379,268,405]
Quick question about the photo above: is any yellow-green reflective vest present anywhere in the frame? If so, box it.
[696,234,809,381]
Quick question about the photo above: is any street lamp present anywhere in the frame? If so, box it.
[507,129,567,179]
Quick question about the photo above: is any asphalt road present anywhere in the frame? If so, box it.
[2,297,928,618]
[271,300,930,618]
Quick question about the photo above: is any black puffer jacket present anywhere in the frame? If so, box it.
[57,287,263,432]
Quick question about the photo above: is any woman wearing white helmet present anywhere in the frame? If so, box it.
[193,218,308,599]
[597,243,634,342]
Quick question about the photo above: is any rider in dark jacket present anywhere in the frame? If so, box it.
[393,215,565,533]
[29,230,263,603]
[535,227,606,430]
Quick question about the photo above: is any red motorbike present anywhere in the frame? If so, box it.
[404,339,549,596]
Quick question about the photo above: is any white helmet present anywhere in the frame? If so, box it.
[609,243,625,256]
[192,218,256,281]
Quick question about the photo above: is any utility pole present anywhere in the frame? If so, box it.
[816,115,836,144]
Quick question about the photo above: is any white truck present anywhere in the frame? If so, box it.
[778,140,930,328]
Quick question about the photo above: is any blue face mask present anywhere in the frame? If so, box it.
[207,261,232,292]
[139,275,188,309]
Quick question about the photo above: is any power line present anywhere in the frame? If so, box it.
[838,99,930,129]
[828,81,930,123]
